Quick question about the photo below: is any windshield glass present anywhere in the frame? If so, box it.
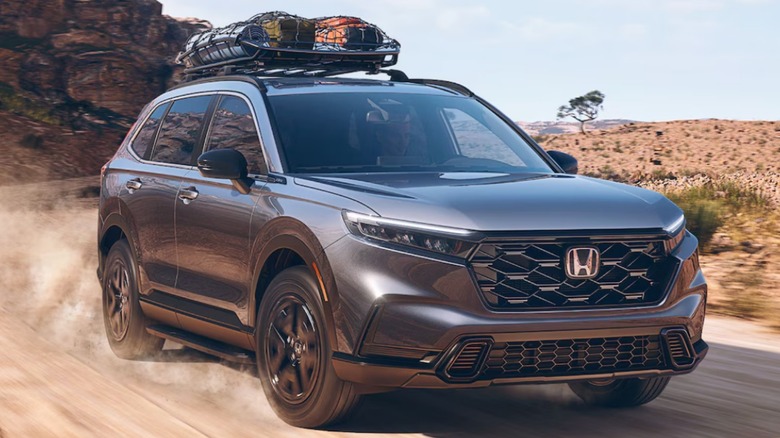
[267,92,554,174]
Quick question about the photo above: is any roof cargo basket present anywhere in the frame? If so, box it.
[176,12,401,81]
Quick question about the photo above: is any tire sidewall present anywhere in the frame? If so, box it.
[255,266,341,427]
[101,239,157,358]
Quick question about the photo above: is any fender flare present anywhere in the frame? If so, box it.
[248,216,343,350]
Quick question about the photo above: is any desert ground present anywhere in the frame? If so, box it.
[538,119,780,329]
[0,159,779,436]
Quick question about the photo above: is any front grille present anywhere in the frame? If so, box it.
[482,335,665,380]
[470,239,676,310]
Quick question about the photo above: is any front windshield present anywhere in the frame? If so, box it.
[267,91,554,174]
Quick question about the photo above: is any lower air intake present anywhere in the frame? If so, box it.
[661,328,695,369]
[443,339,491,381]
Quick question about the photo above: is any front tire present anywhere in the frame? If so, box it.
[568,376,671,407]
[256,266,361,428]
[101,239,163,359]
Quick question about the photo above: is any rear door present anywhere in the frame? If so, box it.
[174,94,268,329]
[118,101,178,295]
[123,94,214,295]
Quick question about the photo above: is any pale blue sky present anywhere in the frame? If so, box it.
[158,0,779,122]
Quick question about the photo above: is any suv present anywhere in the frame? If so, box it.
[98,73,708,428]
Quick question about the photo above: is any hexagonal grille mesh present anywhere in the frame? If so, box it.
[482,335,665,379]
[470,239,676,310]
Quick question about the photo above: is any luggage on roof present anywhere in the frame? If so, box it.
[175,12,400,79]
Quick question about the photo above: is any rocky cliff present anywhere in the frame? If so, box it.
[0,0,210,184]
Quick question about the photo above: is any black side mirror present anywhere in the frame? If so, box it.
[547,150,578,175]
[197,149,253,194]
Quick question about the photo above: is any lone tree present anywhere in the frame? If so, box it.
[557,90,605,134]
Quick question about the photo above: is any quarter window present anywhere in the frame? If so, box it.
[132,103,169,159]
[206,96,267,174]
[150,95,213,165]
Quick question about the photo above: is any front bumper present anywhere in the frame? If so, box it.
[333,337,708,389]
[325,229,708,389]
[333,312,709,389]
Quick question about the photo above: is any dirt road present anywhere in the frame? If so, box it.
[1,180,779,437]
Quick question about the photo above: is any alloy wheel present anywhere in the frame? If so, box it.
[265,294,321,404]
[105,259,131,341]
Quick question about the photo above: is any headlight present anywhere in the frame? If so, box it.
[664,215,686,253]
[343,211,477,258]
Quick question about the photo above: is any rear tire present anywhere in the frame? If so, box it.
[256,266,361,428]
[568,376,671,407]
[101,239,164,359]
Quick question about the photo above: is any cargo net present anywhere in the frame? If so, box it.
[176,11,401,77]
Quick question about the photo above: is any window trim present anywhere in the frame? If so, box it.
[148,94,215,167]
[129,101,170,161]
[127,91,217,170]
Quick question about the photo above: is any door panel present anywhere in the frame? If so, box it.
[174,172,261,326]
[123,95,214,295]
[173,95,269,328]
[119,164,189,295]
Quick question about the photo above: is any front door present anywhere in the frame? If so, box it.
[174,94,268,329]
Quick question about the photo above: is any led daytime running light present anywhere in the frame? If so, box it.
[344,211,474,237]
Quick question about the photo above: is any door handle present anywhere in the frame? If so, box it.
[126,178,142,193]
[178,187,199,205]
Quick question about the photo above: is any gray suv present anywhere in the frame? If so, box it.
[98,73,708,428]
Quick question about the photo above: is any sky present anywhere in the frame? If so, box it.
[157,0,779,122]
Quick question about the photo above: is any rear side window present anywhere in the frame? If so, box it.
[150,95,213,165]
[132,103,169,159]
[205,96,267,174]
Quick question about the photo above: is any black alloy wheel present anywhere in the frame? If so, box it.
[265,295,321,404]
[104,257,132,342]
[101,239,163,359]
[256,266,361,428]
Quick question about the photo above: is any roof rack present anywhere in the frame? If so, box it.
[182,48,399,81]
[177,12,401,82]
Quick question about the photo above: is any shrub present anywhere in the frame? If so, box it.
[670,199,723,248]
[664,181,770,249]
[20,133,44,150]
[532,134,549,144]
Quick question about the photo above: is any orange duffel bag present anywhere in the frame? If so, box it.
[316,16,382,50]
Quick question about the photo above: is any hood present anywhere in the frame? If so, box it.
[295,172,683,234]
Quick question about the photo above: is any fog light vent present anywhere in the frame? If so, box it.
[661,328,695,369]
[443,339,492,381]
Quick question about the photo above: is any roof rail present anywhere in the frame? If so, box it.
[380,70,474,97]
[408,79,474,97]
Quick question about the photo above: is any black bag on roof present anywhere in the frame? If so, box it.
[177,11,316,67]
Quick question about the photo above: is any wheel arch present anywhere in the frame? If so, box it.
[98,213,139,281]
[249,217,342,350]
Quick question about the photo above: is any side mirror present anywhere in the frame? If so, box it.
[547,150,578,175]
[197,149,253,194]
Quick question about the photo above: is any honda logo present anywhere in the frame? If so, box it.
[565,247,600,279]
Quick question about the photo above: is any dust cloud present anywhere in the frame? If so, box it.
[0,185,284,435]
[0,201,103,354]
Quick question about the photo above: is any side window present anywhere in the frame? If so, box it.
[205,96,267,174]
[132,103,169,159]
[150,95,213,165]
[442,108,525,166]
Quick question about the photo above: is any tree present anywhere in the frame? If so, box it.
[557,90,605,134]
